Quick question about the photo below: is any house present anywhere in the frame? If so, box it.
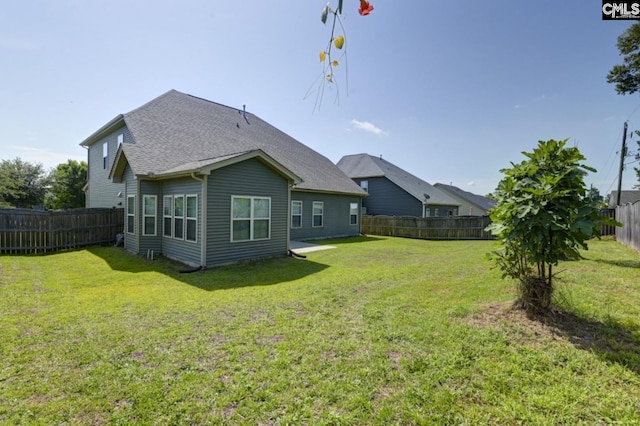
[80,90,365,267]
[336,153,460,217]
[608,190,640,208]
[433,183,496,216]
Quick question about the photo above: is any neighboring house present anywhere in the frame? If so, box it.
[433,183,496,216]
[80,90,365,267]
[608,190,640,208]
[337,153,460,217]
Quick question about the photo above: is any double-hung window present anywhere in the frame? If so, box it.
[103,142,108,169]
[143,195,157,236]
[186,195,197,242]
[312,201,324,227]
[127,195,135,234]
[163,196,173,237]
[174,196,185,239]
[232,196,271,242]
[349,203,358,225]
[291,200,302,228]
[163,195,197,242]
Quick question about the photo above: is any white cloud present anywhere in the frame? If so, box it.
[466,181,476,187]
[350,119,387,136]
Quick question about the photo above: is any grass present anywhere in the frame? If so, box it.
[1,236,640,424]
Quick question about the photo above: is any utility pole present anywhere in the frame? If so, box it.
[616,121,628,206]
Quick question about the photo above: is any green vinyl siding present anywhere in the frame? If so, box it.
[290,191,361,241]
[86,125,132,208]
[206,158,289,267]
[123,165,138,254]
[161,177,202,266]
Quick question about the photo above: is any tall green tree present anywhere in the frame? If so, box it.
[487,140,617,314]
[607,22,640,95]
[0,158,49,209]
[45,159,87,210]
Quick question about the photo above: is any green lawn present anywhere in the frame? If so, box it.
[1,236,640,424]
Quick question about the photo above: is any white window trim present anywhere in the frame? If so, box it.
[360,180,369,193]
[126,195,135,234]
[173,195,185,240]
[103,142,108,170]
[312,201,324,228]
[231,196,271,242]
[349,202,358,226]
[143,195,157,236]
[185,194,198,243]
[163,196,173,237]
[291,200,303,229]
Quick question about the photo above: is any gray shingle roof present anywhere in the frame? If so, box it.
[608,190,640,207]
[434,183,496,212]
[82,90,365,196]
[337,153,460,206]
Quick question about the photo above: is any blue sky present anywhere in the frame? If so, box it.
[2,0,640,197]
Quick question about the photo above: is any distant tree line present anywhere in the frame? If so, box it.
[0,158,87,210]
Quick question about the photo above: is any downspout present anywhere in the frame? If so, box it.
[287,183,292,252]
[191,172,207,268]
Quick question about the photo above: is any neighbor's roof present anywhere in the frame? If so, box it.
[337,153,460,206]
[608,190,640,208]
[434,183,496,212]
[81,90,365,196]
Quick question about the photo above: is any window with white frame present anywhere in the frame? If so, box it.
[127,195,135,234]
[143,195,157,236]
[174,195,185,239]
[312,201,324,227]
[117,134,124,148]
[291,200,302,228]
[163,196,173,237]
[360,180,368,192]
[349,203,358,225]
[103,142,108,169]
[186,195,197,242]
[232,196,271,242]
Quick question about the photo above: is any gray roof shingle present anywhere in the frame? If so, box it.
[337,153,460,206]
[82,90,365,196]
[434,183,496,212]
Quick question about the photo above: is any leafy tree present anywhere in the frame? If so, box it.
[487,140,617,314]
[585,185,606,209]
[0,158,49,209]
[45,159,87,210]
[607,22,640,95]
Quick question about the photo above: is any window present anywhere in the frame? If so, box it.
[424,207,430,217]
[163,196,173,237]
[360,180,369,192]
[186,195,197,242]
[434,208,439,217]
[174,195,184,239]
[291,200,302,228]
[312,201,324,227]
[143,195,156,236]
[127,196,135,234]
[117,134,124,147]
[103,142,108,169]
[163,195,197,242]
[349,203,358,225]
[232,196,271,241]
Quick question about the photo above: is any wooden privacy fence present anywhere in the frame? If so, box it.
[362,215,494,240]
[615,202,640,252]
[362,211,618,241]
[0,208,124,254]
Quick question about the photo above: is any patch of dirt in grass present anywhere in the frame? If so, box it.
[465,302,640,369]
